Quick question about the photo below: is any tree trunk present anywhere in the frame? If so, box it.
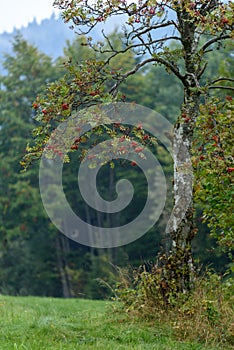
[55,234,73,298]
[164,7,201,292]
[167,90,200,292]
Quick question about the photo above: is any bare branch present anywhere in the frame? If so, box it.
[201,34,231,53]
[210,78,234,84]
[208,85,234,91]
[206,77,234,91]
[94,35,182,57]
[200,0,220,16]
[109,53,185,96]
[110,57,157,95]
[197,62,208,79]
[131,21,179,40]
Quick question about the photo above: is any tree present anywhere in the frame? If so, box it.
[22,0,234,294]
[0,35,64,296]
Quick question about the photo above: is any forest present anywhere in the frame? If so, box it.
[0,28,232,299]
[0,1,234,348]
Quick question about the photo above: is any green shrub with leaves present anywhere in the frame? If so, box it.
[193,97,234,251]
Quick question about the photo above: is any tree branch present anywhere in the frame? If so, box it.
[110,57,157,95]
[208,85,234,91]
[201,34,231,53]
[210,78,234,84]
[131,21,179,40]
[109,53,185,96]
[197,62,208,79]
[94,33,182,57]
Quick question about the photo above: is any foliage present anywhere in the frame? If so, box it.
[24,0,234,167]
[193,97,234,250]
[21,0,234,294]
[1,5,233,298]
[115,267,234,346]
[21,33,141,169]
[0,35,63,296]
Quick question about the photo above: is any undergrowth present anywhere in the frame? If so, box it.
[114,265,234,347]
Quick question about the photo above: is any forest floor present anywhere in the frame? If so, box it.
[0,295,231,350]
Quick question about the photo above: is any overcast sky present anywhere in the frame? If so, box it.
[0,0,60,33]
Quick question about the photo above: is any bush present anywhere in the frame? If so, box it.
[115,265,234,346]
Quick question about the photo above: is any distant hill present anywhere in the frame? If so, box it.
[0,13,174,74]
[0,13,124,72]
[0,14,76,65]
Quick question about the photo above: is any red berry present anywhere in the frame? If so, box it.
[119,146,126,152]
[222,17,229,24]
[42,109,47,115]
[90,91,97,96]
[71,144,78,150]
[62,103,69,110]
[87,155,96,160]
[33,102,39,109]
[131,141,138,147]
[227,167,234,173]
[135,147,143,153]
[20,224,26,232]
[131,161,137,166]
[212,135,218,142]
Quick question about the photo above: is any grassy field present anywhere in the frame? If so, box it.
[0,295,231,350]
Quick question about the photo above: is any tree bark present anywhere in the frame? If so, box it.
[167,90,200,292]
[163,5,202,292]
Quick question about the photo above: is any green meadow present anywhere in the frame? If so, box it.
[0,296,231,350]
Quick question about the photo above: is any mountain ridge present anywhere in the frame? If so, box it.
[0,14,76,65]
[0,13,125,69]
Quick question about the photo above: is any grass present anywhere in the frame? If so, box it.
[0,295,232,350]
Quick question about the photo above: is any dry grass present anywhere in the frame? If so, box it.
[115,268,234,348]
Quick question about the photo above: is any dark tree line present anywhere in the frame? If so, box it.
[0,30,232,298]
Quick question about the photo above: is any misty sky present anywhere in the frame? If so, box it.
[0,0,60,33]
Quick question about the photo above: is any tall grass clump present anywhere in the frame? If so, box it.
[115,262,234,347]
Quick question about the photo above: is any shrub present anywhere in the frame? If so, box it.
[115,265,234,346]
